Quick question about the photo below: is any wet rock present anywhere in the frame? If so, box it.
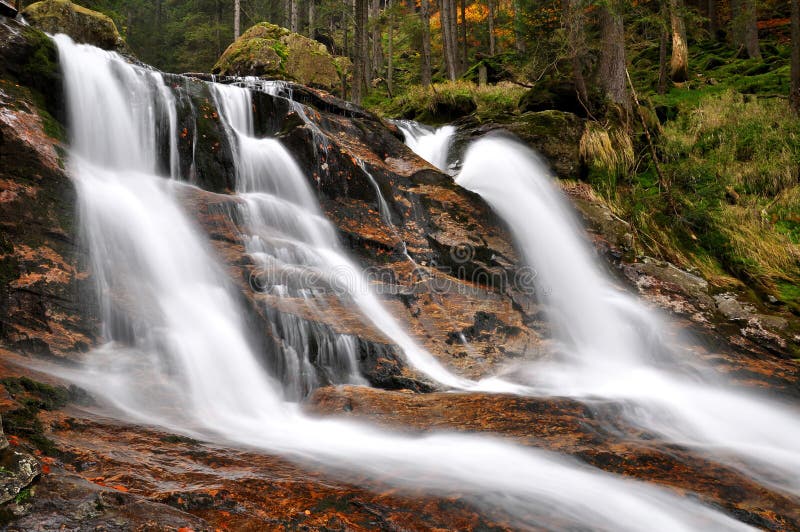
[22,0,126,51]
[212,23,346,92]
[4,471,210,531]
[306,385,800,530]
[0,22,98,359]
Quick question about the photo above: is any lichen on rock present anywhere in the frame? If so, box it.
[212,22,344,91]
[22,0,126,51]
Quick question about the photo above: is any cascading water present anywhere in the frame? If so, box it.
[47,33,754,530]
[395,120,456,172]
[210,81,513,392]
[455,134,800,497]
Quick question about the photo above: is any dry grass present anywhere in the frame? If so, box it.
[579,122,635,177]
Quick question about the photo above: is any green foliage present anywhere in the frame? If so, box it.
[605,76,800,299]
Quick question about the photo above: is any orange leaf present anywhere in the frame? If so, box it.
[112,485,128,492]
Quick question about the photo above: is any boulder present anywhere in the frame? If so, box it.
[451,110,585,179]
[212,22,345,92]
[22,0,125,51]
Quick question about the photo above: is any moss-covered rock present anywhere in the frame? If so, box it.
[451,110,584,179]
[212,22,343,91]
[22,0,126,51]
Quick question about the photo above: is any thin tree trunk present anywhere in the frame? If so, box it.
[370,0,382,80]
[308,0,315,37]
[598,0,629,111]
[420,0,432,85]
[658,3,669,93]
[291,0,298,32]
[283,0,291,28]
[669,0,688,82]
[448,0,460,75]
[234,0,241,39]
[487,0,496,56]
[441,0,458,79]
[353,0,369,104]
[732,0,761,58]
[707,0,718,37]
[460,0,467,70]
[215,0,222,56]
[742,0,760,59]
[792,0,800,112]
[562,0,589,106]
[513,0,525,52]
[388,0,394,95]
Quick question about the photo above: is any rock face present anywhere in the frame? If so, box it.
[0,21,97,359]
[1,15,800,532]
[212,23,346,92]
[22,0,126,51]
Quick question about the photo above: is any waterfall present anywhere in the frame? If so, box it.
[47,34,753,530]
[455,135,800,497]
[210,81,506,392]
[395,120,456,172]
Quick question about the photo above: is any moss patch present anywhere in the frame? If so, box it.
[23,0,126,51]
[212,22,341,91]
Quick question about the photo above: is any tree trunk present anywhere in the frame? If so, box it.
[283,0,291,28]
[388,0,394,95]
[460,0,467,70]
[513,0,525,52]
[669,0,688,82]
[234,0,241,39]
[291,0,299,32]
[742,0,760,59]
[487,0,496,56]
[792,0,800,112]
[562,0,589,106]
[598,0,629,110]
[420,0,432,85]
[658,3,670,93]
[441,0,459,80]
[308,0,315,37]
[352,0,369,104]
[732,0,761,58]
[707,0,718,37]
[370,0,382,80]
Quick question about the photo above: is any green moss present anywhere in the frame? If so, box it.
[212,22,340,90]
[0,377,86,457]
[23,0,125,50]
[14,487,33,505]
[778,282,800,304]
[1,377,71,411]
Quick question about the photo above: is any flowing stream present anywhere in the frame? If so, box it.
[46,33,769,530]
[395,120,456,172]
[451,135,800,496]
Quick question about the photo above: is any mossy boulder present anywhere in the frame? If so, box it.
[212,22,343,91]
[22,0,126,51]
[451,110,584,179]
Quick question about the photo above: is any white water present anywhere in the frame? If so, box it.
[211,82,517,393]
[48,34,755,530]
[395,120,456,172]
[455,135,800,497]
